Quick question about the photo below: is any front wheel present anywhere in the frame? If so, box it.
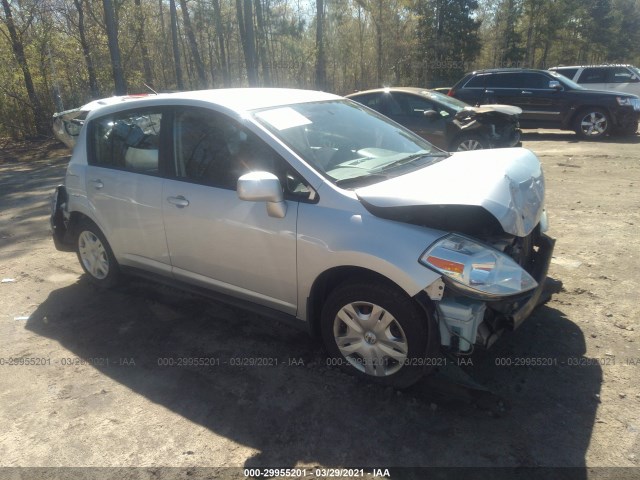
[574,108,611,139]
[76,220,119,288]
[320,280,438,388]
[450,134,488,152]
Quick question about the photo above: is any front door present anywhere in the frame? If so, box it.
[162,107,299,314]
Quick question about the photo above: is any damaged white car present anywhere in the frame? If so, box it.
[51,88,554,387]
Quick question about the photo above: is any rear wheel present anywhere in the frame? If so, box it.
[76,220,119,288]
[320,280,438,388]
[574,108,611,139]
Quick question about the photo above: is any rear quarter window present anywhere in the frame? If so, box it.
[553,68,579,80]
[577,68,608,83]
[90,109,162,174]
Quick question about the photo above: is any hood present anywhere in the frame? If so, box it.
[355,148,544,237]
[456,104,522,119]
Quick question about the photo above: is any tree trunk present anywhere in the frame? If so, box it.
[315,0,326,90]
[1,0,48,135]
[169,0,185,89]
[254,0,271,85]
[179,0,207,87]
[134,0,153,88]
[102,0,126,95]
[211,0,230,86]
[237,0,257,85]
[73,0,99,98]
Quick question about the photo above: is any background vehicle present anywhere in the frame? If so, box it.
[449,68,640,138]
[549,65,640,97]
[51,88,554,388]
[347,87,521,151]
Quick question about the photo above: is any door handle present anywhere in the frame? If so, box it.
[484,89,495,94]
[90,179,104,189]
[167,195,190,208]
[521,90,532,94]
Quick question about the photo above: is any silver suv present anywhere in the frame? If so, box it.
[549,65,640,97]
[51,89,555,387]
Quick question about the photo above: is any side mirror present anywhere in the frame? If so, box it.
[549,80,562,90]
[237,171,287,218]
[423,109,441,120]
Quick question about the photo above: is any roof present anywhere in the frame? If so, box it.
[82,88,341,120]
[549,64,634,69]
[468,68,549,74]
[348,87,428,96]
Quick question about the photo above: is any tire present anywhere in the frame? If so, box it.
[615,121,638,136]
[574,108,611,139]
[320,280,438,388]
[75,220,119,288]
[450,134,488,152]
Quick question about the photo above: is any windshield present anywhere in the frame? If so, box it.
[419,90,468,112]
[253,100,447,187]
[550,71,585,90]
[631,66,640,77]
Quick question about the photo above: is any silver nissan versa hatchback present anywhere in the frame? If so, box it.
[51,88,555,387]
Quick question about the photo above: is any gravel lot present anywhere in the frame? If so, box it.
[0,133,639,477]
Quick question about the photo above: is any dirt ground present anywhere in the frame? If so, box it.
[0,132,639,478]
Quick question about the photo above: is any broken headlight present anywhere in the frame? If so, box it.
[419,234,537,299]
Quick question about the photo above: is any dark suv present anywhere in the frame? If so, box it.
[449,68,640,138]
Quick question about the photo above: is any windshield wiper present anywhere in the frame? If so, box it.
[377,151,449,172]
[335,173,390,188]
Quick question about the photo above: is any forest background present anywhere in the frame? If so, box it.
[2,0,639,139]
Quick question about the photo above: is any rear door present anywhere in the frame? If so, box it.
[161,107,302,314]
[385,92,448,148]
[576,67,608,91]
[519,72,566,127]
[604,66,640,96]
[85,108,170,275]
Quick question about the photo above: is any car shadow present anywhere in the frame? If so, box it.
[25,277,600,472]
[522,130,640,144]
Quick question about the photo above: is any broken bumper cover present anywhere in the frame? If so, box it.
[50,185,74,252]
[491,233,556,330]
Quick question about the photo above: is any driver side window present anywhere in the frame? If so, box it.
[172,108,313,199]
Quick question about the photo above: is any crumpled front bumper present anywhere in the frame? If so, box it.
[491,233,556,330]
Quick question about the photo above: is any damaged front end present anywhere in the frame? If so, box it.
[356,147,555,354]
[454,104,522,148]
[422,228,555,353]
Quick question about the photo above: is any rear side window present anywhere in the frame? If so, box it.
[608,67,639,83]
[351,93,385,113]
[90,109,162,174]
[388,93,436,117]
[484,73,524,89]
[577,68,607,83]
[553,68,579,80]
[463,74,487,88]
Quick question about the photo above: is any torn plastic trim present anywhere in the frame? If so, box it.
[50,185,75,252]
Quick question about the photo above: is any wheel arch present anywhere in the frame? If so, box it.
[306,266,438,339]
[568,105,615,130]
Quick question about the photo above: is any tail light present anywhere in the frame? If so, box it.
[447,88,455,97]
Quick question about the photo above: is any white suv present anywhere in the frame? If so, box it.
[51,88,554,387]
[549,65,640,97]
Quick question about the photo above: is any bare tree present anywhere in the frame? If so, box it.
[72,0,99,97]
[237,0,258,85]
[134,0,153,87]
[315,0,326,90]
[169,0,184,89]
[102,0,126,94]
[211,0,230,86]
[1,0,48,135]
[179,0,207,87]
